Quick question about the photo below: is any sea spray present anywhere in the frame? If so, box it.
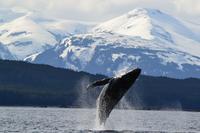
[74,77,95,130]
[118,96,132,109]
[161,101,183,111]
[76,76,94,107]
[76,77,104,130]
[94,97,105,130]
[94,84,109,130]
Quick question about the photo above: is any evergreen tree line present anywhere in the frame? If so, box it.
[0,60,199,111]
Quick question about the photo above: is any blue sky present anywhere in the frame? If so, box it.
[0,0,199,22]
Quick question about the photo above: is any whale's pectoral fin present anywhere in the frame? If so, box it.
[86,78,111,90]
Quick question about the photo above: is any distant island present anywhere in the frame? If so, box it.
[0,59,199,111]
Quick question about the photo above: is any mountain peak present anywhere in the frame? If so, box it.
[92,8,157,40]
[0,14,57,59]
[93,8,199,43]
[127,8,162,17]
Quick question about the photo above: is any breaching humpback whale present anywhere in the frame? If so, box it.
[87,68,141,125]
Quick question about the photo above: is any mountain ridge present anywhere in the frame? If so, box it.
[0,9,95,59]
[0,8,200,78]
[29,8,200,78]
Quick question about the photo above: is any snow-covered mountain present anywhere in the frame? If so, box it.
[1,8,200,78]
[0,9,95,60]
[0,42,15,60]
[29,8,200,78]
[93,8,200,42]
[0,8,26,23]
[42,20,95,38]
[0,14,57,59]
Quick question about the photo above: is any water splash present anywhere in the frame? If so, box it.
[119,96,132,109]
[94,97,105,130]
[76,77,92,108]
[161,101,183,111]
[76,77,106,130]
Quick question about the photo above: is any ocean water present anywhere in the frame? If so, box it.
[0,107,199,133]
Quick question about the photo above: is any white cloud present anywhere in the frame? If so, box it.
[173,0,200,15]
[0,0,199,22]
